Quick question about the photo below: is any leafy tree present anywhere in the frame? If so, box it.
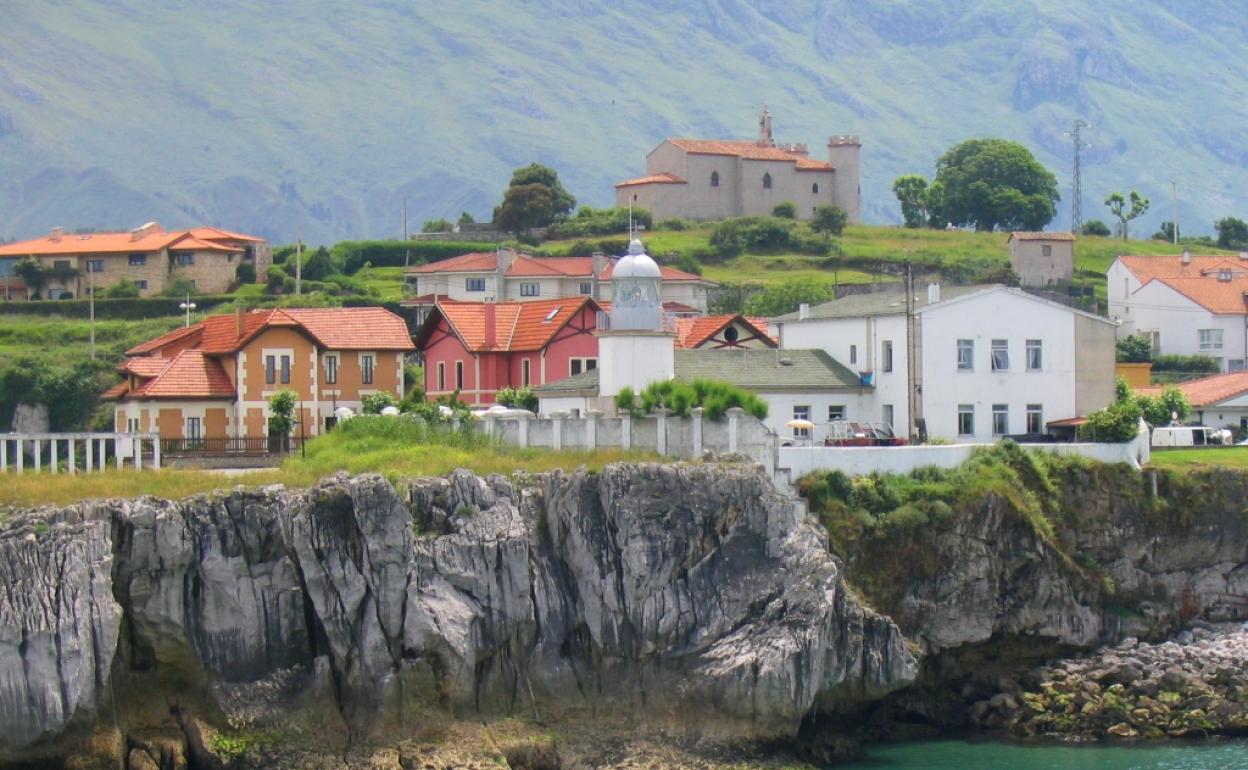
[160,277,197,297]
[1078,399,1142,442]
[235,263,257,284]
[1081,220,1112,237]
[892,175,930,228]
[628,378,768,421]
[13,257,48,297]
[1215,217,1248,250]
[299,246,335,281]
[744,279,835,317]
[496,386,538,412]
[362,391,398,414]
[811,205,848,237]
[1114,377,1132,404]
[771,201,797,219]
[1153,221,1179,242]
[457,211,476,225]
[1104,191,1150,240]
[267,389,297,438]
[1136,387,1190,427]
[1115,334,1152,363]
[933,138,1059,231]
[103,279,141,299]
[422,218,453,233]
[494,183,559,236]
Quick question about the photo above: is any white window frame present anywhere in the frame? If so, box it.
[792,405,810,437]
[1026,404,1043,434]
[958,404,974,436]
[1026,339,1042,371]
[579,281,593,295]
[1198,329,1223,351]
[324,353,339,384]
[828,405,846,421]
[359,352,376,385]
[992,404,1009,436]
[957,339,973,371]
[991,339,1009,371]
[569,357,597,376]
[466,277,486,292]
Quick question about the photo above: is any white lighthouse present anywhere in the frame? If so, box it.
[597,237,675,397]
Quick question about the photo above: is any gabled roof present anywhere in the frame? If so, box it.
[1009,231,1076,242]
[1119,255,1248,314]
[614,172,688,188]
[405,252,499,274]
[124,350,235,399]
[187,226,265,243]
[664,139,834,170]
[1136,372,1248,407]
[127,307,414,357]
[415,297,599,353]
[508,255,596,277]
[0,225,257,256]
[118,357,171,377]
[1117,254,1248,282]
[771,285,986,321]
[125,324,203,356]
[674,315,776,349]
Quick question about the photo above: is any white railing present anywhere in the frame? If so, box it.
[0,432,161,474]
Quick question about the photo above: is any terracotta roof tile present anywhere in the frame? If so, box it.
[131,307,413,357]
[666,139,833,170]
[674,315,776,349]
[405,252,498,274]
[124,324,203,356]
[101,381,131,400]
[187,226,265,242]
[600,262,705,282]
[427,297,598,352]
[1136,372,1248,407]
[1149,276,1248,314]
[1118,255,1248,283]
[130,350,235,399]
[614,172,688,188]
[507,255,596,277]
[1009,231,1076,242]
[0,225,260,256]
[119,357,171,377]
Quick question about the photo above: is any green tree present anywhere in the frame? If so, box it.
[457,211,476,225]
[422,218,453,233]
[235,263,257,284]
[1115,334,1152,363]
[1078,399,1142,442]
[362,391,398,414]
[1136,386,1190,426]
[1105,191,1150,240]
[13,257,48,297]
[1081,219,1112,237]
[744,279,835,317]
[504,162,575,220]
[811,205,848,238]
[267,389,297,440]
[772,201,797,219]
[933,138,1059,231]
[494,183,559,236]
[298,246,335,281]
[496,386,538,412]
[1153,221,1179,242]
[892,175,930,228]
[103,279,141,298]
[160,277,197,297]
[1215,217,1248,249]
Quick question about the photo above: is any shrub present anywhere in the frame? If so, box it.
[235,262,257,284]
[160,277,197,297]
[1116,333,1152,363]
[103,279,141,299]
[422,218,454,233]
[812,205,848,237]
[332,240,490,274]
[744,279,835,316]
[547,207,651,238]
[631,378,767,421]
[267,390,297,436]
[496,386,538,412]
[1136,386,1191,426]
[656,218,694,231]
[772,202,797,219]
[1078,399,1142,442]
[1081,220,1112,237]
[1152,354,1220,373]
[0,294,236,320]
[362,391,398,414]
[709,216,803,258]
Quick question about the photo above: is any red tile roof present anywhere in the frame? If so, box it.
[405,251,499,274]
[101,381,131,400]
[128,350,235,399]
[187,226,265,243]
[0,224,257,256]
[1136,372,1248,406]
[665,139,834,170]
[422,297,599,352]
[1119,255,1248,314]
[1010,231,1076,242]
[615,172,688,188]
[674,315,776,349]
[119,357,171,377]
[125,324,203,356]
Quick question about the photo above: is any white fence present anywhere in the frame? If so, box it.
[0,432,162,474]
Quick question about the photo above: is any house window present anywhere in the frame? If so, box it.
[437,362,446,390]
[466,277,486,292]
[324,354,338,384]
[265,355,276,385]
[883,404,895,429]
[128,254,147,266]
[280,355,291,384]
[828,405,846,421]
[579,282,592,295]
[455,361,464,390]
[1198,329,1223,351]
[174,252,195,266]
[87,259,104,273]
[185,417,202,442]
[1148,330,1161,354]
[958,404,974,436]
[882,340,894,372]
[957,339,973,371]
[361,354,375,385]
[710,171,720,187]
[991,339,1009,371]
[127,417,140,433]
[992,404,1009,436]
[1042,244,1053,257]
[1026,404,1043,434]
[763,173,772,189]
[520,282,540,297]
[812,182,819,194]
[136,280,148,290]
[849,344,857,365]
[521,359,531,387]
[792,405,810,437]
[1230,359,1247,373]
[53,260,71,271]
[570,357,597,376]
[1026,339,1042,371]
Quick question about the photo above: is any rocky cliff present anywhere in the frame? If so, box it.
[0,463,917,767]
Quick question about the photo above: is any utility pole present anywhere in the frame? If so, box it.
[1170,178,1180,244]
[905,260,918,442]
[295,230,302,296]
[1066,119,1088,233]
[88,261,96,360]
[402,196,410,270]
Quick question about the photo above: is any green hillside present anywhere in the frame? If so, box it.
[1,2,1246,244]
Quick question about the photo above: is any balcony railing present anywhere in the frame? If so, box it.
[160,436,303,456]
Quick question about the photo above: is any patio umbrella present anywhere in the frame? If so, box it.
[786,419,815,430]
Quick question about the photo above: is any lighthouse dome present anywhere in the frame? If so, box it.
[613,238,661,279]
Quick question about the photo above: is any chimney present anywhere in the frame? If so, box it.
[1239,251,1248,261]
[484,298,497,350]
[235,305,246,338]
[798,303,810,320]
[927,282,941,304]
[1182,249,1192,265]
[50,226,63,242]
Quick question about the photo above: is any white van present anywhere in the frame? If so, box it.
[1151,425,1213,447]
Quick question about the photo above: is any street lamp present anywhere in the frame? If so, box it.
[179,294,197,327]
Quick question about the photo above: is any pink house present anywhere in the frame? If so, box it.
[414,296,602,405]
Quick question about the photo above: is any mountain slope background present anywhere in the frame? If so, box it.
[1,0,1245,244]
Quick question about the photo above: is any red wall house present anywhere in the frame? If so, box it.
[414,297,602,405]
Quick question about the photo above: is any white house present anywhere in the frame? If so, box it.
[1137,372,1248,432]
[770,284,1117,442]
[1108,253,1248,372]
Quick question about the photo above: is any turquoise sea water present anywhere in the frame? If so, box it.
[851,740,1248,769]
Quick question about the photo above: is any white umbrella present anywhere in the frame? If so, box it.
[786,418,815,430]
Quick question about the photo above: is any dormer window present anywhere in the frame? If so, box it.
[710,171,720,188]
[763,173,772,190]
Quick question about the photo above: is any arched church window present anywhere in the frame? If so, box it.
[763,173,772,189]
[710,171,720,187]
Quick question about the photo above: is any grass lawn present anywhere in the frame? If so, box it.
[1147,446,1248,471]
[0,313,187,366]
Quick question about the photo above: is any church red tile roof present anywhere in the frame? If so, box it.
[422,297,599,352]
[614,172,688,188]
[665,139,834,170]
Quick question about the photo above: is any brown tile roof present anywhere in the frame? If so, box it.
[674,315,776,349]
[100,381,131,400]
[1009,231,1076,242]
[0,225,256,256]
[125,324,203,356]
[665,139,834,171]
[614,172,688,188]
[129,350,235,399]
[1136,372,1248,407]
[508,255,596,277]
[405,251,499,274]
[1119,255,1248,283]
[423,297,599,352]
[119,357,171,377]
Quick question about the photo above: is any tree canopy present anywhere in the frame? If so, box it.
[744,279,836,317]
[811,205,848,237]
[932,139,1059,231]
[492,163,577,235]
[1216,217,1248,250]
[892,175,931,228]
[1105,191,1150,240]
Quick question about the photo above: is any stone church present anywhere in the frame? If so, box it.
[615,107,861,223]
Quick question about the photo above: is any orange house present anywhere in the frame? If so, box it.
[105,307,415,441]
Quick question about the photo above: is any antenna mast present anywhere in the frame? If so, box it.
[1067,119,1088,233]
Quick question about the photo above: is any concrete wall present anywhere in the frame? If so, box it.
[1009,239,1074,287]
[1074,312,1118,416]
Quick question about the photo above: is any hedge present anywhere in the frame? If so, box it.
[0,294,238,320]
[331,240,488,274]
